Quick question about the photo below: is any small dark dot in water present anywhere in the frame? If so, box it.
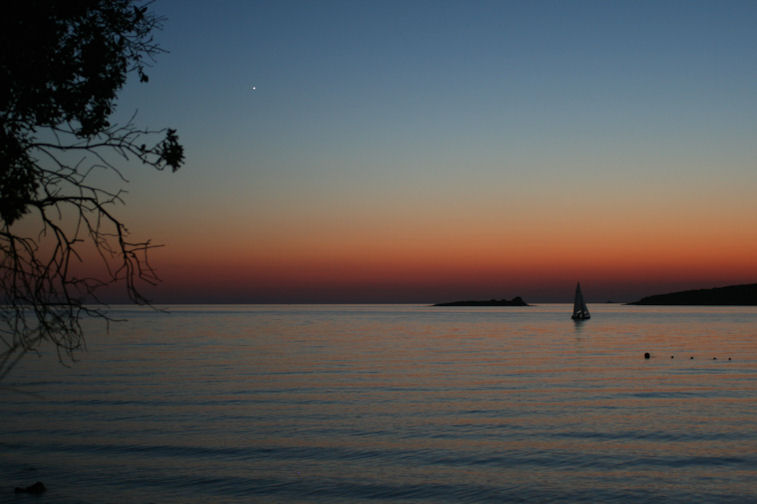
[670,355,674,359]
[690,356,694,360]
[644,352,650,359]
[728,357,732,361]
[713,357,717,360]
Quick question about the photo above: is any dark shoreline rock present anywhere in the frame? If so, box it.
[14,481,46,494]
[434,296,529,307]
[628,283,757,306]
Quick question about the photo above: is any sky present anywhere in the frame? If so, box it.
[99,0,757,303]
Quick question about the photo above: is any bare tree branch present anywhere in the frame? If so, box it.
[1,0,184,381]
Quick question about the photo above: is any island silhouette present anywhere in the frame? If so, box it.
[434,296,529,307]
[629,283,757,305]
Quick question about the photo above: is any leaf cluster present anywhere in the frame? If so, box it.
[1,0,184,225]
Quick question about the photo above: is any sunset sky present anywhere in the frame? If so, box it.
[104,0,757,303]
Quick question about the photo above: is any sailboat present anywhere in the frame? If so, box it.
[571,282,591,320]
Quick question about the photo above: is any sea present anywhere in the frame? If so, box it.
[2,303,757,503]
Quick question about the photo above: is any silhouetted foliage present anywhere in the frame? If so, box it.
[1,0,184,380]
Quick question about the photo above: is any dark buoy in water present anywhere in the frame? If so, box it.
[728,357,732,361]
[713,357,717,360]
[644,352,650,359]
[690,356,694,360]
[670,355,674,359]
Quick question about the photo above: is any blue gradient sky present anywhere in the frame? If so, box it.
[110,0,757,303]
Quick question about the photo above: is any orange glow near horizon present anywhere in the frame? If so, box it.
[62,163,757,304]
[119,212,757,303]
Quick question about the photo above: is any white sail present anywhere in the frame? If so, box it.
[571,282,591,320]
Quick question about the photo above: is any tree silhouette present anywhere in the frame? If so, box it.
[1,0,184,380]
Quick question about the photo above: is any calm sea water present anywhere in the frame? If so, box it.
[2,304,757,503]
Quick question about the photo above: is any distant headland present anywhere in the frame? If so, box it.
[434,296,529,307]
[629,283,757,306]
